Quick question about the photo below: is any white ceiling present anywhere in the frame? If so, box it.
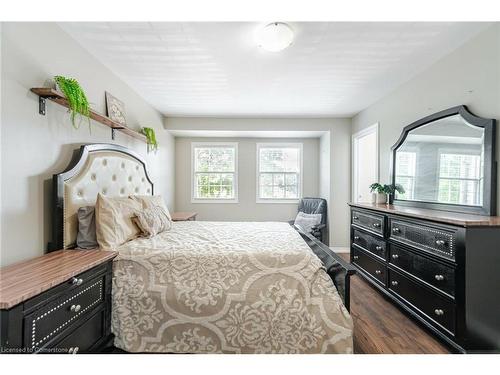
[59,22,489,118]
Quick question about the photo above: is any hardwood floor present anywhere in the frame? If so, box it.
[339,253,450,354]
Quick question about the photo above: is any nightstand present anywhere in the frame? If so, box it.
[171,212,198,221]
[0,249,117,354]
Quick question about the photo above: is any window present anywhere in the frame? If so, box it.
[352,124,379,202]
[257,143,302,202]
[191,142,238,203]
[395,151,416,200]
[438,153,482,206]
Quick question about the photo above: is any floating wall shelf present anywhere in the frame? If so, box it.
[31,88,147,143]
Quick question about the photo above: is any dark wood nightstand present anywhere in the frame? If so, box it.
[0,249,117,354]
[171,212,198,221]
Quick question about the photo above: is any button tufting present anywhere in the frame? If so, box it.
[112,175,117,181]
[77,190,83,197]
[136,165,139,170]
[120,188,125,195]
[121,162,125,169]
[102,159,107,166]
[134,187,139,193]
[102,188,107,195]
[128,176,133,182]
[91,174,96,181]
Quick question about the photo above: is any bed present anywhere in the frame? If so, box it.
[51,143,355,354]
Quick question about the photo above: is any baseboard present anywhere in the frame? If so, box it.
[330,247,350,253]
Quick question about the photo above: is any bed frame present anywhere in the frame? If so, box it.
[51,143,355,311]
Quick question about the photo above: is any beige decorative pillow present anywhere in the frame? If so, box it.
[95,193,142,249]
[130,195,172,221]
[133,206,172,238]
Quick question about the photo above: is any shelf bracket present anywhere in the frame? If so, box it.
[111,128,116,140]
[39,97,47,115]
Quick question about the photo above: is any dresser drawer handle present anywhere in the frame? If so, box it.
[353,216,359,221]
[391,280,399,286]
[68,347,74,354]
[435,240,446,246]
[375,270,382,275]
[353,255,359,260]
[392,227,400,234]
[434,309,444,316]
[375,246,383,251]
[391,254,399,259]
[354,236,360,240]
[373,223,381,228]
[70,304,81,313]
[434,274,445,281]
[71,277,83,286]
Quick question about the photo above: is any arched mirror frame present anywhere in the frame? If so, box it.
[390,105,497,216]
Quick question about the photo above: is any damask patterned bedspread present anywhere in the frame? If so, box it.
[111,221,353,353]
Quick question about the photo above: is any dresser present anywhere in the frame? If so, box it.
[349,202,500,353]
[0,250,117,353]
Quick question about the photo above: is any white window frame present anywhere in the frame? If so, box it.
[191,142,238,204]
[256,143,303,204]
[352,123,379,202]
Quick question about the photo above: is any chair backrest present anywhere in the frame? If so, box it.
[298,197,328,225]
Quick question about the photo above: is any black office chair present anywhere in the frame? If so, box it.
[289,197,328,245]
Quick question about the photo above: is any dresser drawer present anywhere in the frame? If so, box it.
[52,308,105,354]
[389,245,456,297]
[388,269,456,335]
[352,210,385,237]
[352,229,387,260]
[352,247,386,286]
[388,218,457,260]
[24,273,106,351]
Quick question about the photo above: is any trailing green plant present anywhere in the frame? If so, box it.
[141,127,159,153]
[54,76,91,130]
[369,183,405,195]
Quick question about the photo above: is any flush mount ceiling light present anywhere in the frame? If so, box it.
[255,22,294,52]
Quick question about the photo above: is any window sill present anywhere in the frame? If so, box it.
[256,199,300,204]
[191,199,239,204]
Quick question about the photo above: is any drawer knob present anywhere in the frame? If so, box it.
[71,277,83,286]
[373,223,381,228]
[73,347,79,354]
[353,255,359,260]
[353,216,359,220]
[354,236,360,240]
[375,270,382,275]
[434,274,445,281]
[70,304,81,313]
[375,246,383,251]
[68,347,74,354]
[391,280,399,286]
[434,309,444,316]
[391,254,399,259]
[435,240,446,246]
[392,227,400,233]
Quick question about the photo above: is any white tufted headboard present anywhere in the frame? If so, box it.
[52,144,154,250]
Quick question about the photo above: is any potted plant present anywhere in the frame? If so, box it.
[141,127,159,153]
[369,183,405,204]
[53,76,91,130]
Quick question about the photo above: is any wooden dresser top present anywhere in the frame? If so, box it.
[349,202,500,227]
[0,250,117,309]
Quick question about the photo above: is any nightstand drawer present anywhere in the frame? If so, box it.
[352,229,387,260]
[352,210,385,237]
[24,273,106,351]
[389,245,455,297]
[53,308,105,354]
[352,247,386,286]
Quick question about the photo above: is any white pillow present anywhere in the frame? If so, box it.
[294,212,322,233]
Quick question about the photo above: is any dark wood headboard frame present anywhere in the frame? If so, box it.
[50,143,154,251]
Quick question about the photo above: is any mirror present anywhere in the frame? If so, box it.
[391,106,496,216]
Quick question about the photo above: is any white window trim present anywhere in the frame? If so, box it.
[351,123,379,202]
[256,142,303,204]
[191,142,239,204]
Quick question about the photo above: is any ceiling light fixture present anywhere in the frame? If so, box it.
[255,22,294,52]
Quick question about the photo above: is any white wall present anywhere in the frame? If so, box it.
[0,23,175,266]
[166,117,352,247]
[352,24,500,212]
[175,137,319,222]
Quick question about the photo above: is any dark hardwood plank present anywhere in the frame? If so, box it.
[339,253,450,354]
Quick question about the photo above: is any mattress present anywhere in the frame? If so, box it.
[111,221,353,353]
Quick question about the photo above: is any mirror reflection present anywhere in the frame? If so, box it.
[395,114,484,206]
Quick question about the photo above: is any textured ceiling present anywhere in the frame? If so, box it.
[59,22,489,117]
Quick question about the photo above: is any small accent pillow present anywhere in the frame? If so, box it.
[133,206,172,238]
[294,212,322,233]
[95,194,143,250]
[76,206,98,249]
[130,195,172,221]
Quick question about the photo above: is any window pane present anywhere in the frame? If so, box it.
[273,185,285,199]
[285,184,298,198]
[285,174,297,186]
[260,185,273,198]
[259,147,300,172]
[195,147,234,172]
[260,173,273,186]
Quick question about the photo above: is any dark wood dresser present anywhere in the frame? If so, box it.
[349,202,500,353]
[0,250,117,354]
